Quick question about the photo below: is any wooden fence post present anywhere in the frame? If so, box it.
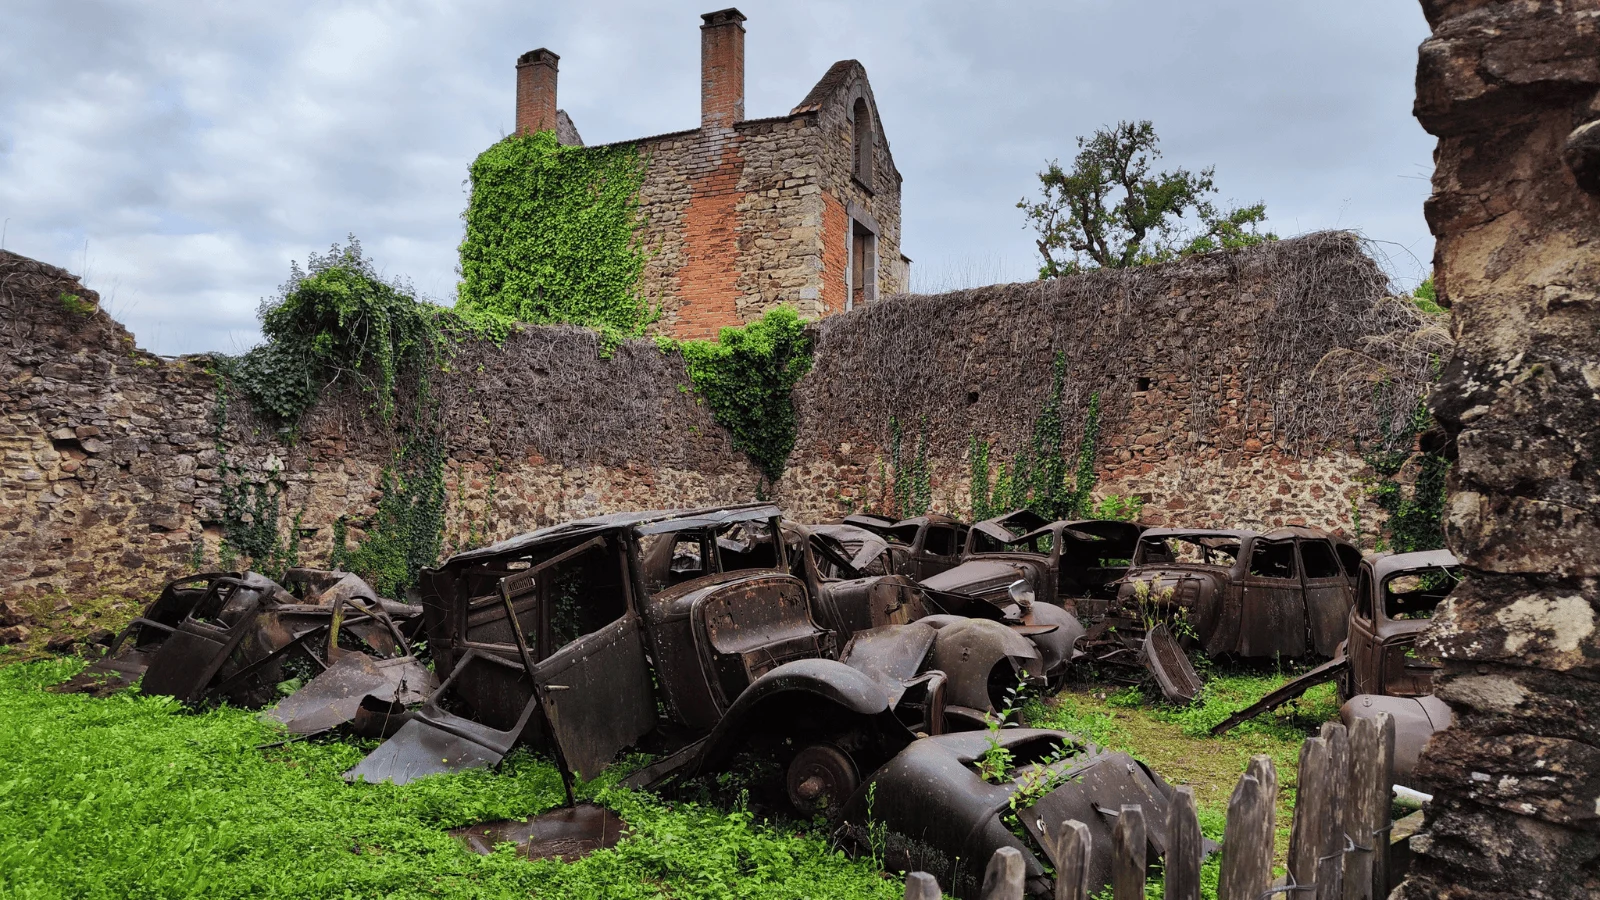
[1053,819,1092,900]
[1288,734,1331,892]
[981,845,1026,900]
[903,870,940,900]
[1316,722,1349,900]
[1165,786,1202,900]
[1343,712,1396,900]
[1112,804,1147,900]
[1218,754,1278,900]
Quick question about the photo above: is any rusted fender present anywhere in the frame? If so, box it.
[1208,655,1349,736]
[928,617,1041,714]
[837,730,1205,899]
[686,658,901,778]
[1341,693,1452,781]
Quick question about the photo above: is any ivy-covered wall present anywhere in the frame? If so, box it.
[1,233,1442,604]
[457,131,652,347]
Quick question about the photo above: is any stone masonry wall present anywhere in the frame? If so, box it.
[777,231,1435,534]
[0,250,759,604]
[1397,3,1600,898]
[626,61,902,340]
[2,234,1423,605]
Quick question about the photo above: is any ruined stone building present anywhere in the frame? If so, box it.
[514,9,907,340]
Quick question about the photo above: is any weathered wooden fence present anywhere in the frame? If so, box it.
[903,712,1397,900]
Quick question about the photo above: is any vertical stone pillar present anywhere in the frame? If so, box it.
[1398,2,1600,898]
[516,48,559,136]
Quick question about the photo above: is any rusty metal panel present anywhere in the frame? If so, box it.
[344,648,542,785]
[839,623,937,707]
[139,579,267,702]
[534,613,656,781]
[697,573,831,707]
[451,803,626,861]
[265,652,437,735]
[1140,624,1201,703]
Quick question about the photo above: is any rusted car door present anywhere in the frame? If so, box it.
[1237,538,1306,657]
[912,523,962,580]
[533,613,656,780]
[1348,566,1381,696]
[1297,538,1352,657]
[494,543,657,781]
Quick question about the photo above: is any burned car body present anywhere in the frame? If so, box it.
[922,511,1144,610]
[55,568,427,723]
[1209,549,1458,780]
[350,504,1051,812]
[838,513,969,580]
[836,728,1211,899]
[1339,550,1457,777]
[1115,526,1362,660]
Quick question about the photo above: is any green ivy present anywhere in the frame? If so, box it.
[875,417,932,518]
[457,130,654,349]
[332,431,447,598]
[969,354,1105,521]
[666,307,814,483]
[205,381,304,581]
[1361,380,1450,553]
[213,238,457,594]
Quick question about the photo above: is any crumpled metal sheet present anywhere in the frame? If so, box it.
[51,572,241,696]
[451,803,627,860]
[264,652,437,736]
[839,623,937,707]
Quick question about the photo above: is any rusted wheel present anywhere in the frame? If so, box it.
[785,743,859,816]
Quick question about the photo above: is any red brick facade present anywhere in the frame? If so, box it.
[674,133,748,339]
[821,192,849,314]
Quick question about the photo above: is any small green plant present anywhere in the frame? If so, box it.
[1410,275,1446,317]
[58,292,96,316]
[1360,374,1450,553]
[1089,493,1144,522]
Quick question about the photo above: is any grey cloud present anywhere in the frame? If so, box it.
[0,0,1433,355]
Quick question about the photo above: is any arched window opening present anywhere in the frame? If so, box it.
[852,97,873,187]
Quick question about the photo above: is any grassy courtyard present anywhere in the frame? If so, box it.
[0,650,1334,899]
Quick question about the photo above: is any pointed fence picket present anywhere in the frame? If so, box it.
[901,712,1398,900]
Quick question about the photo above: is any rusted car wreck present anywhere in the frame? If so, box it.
[1210,549,1458,780]
[333,503,1188,897]
[55,568,431,733]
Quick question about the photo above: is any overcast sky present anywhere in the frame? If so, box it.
[1,1,1435,356]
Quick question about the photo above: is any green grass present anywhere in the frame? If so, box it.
[0,648,1336,900]
[0,657,900,900]
[1025,665,1339,899]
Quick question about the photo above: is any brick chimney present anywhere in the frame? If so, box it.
[515,48,559,135]
[700,9,746,130]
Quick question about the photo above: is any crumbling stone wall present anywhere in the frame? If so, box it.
[2,233,1425,605]
[779,231,1441,534]
[1397,3,1600,897]
[0,250,759,604]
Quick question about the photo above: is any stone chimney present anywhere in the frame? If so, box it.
[700,9,746,130]
[515,48,559,135]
